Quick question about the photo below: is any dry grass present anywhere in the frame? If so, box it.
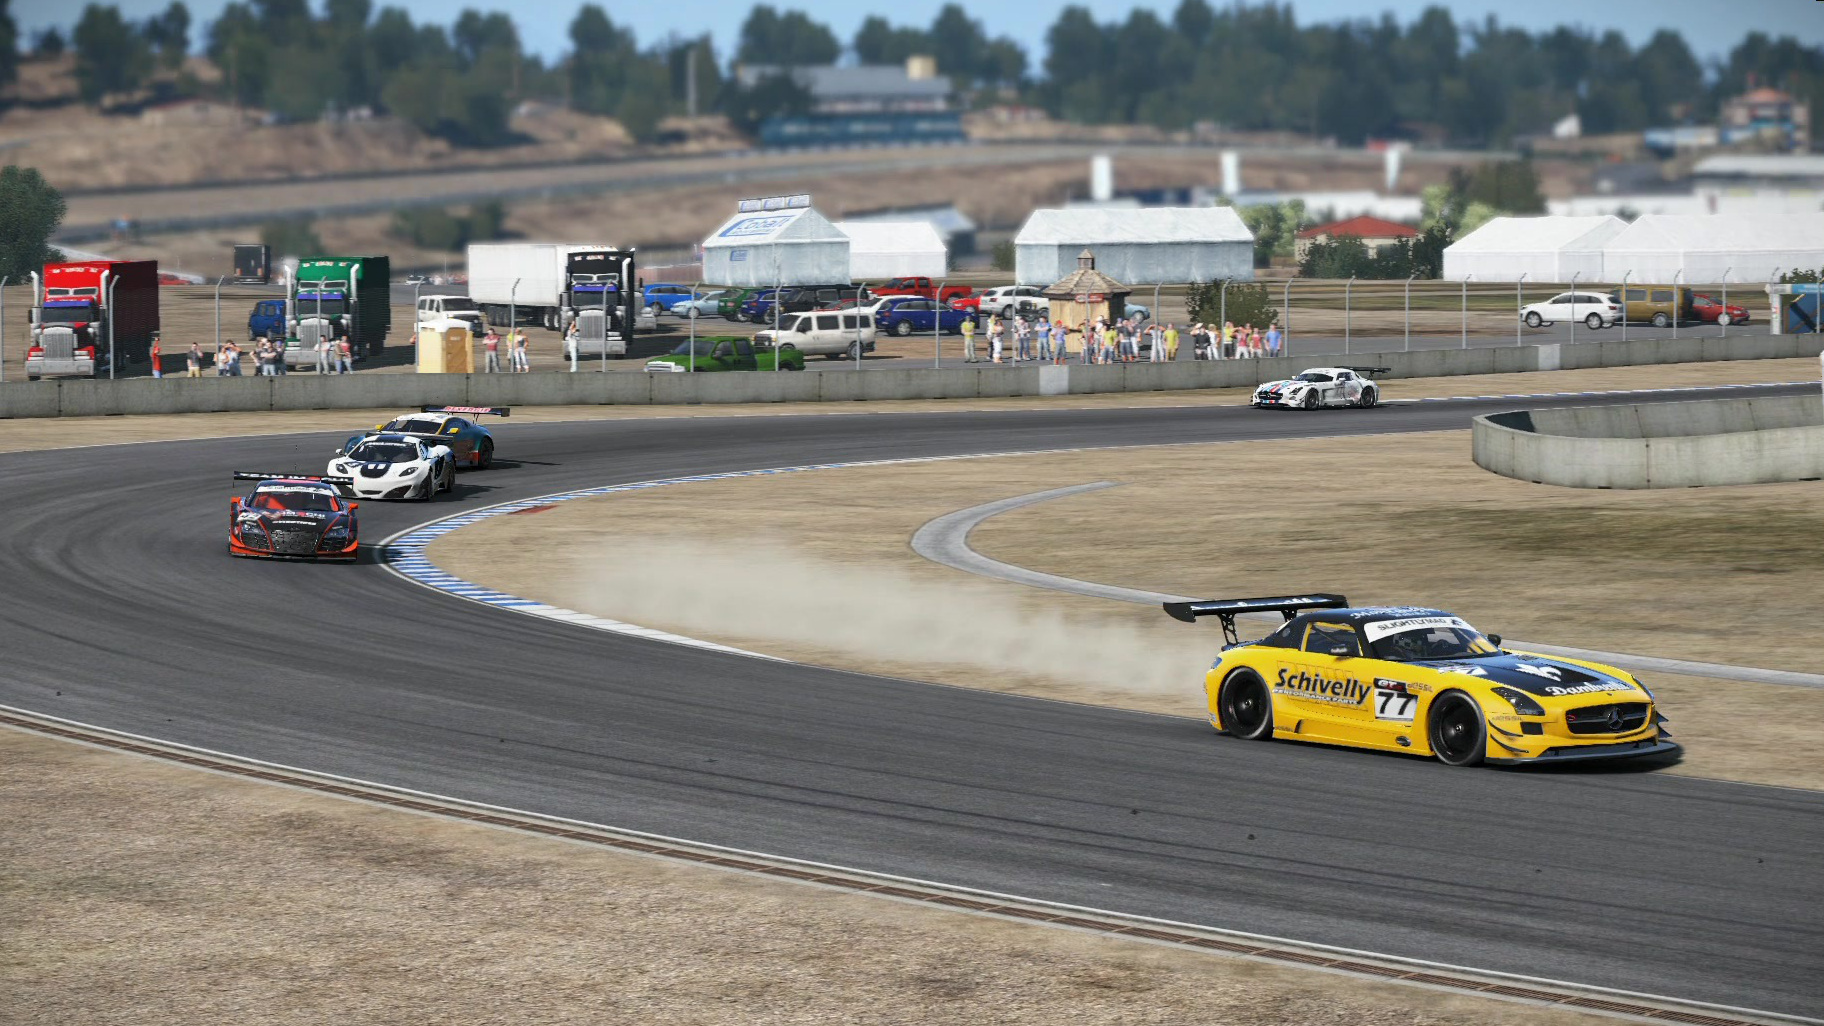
[430,429,1824,792]
[0,727,1622,1026]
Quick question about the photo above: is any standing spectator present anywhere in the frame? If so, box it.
[187,341,203,378]
[337,338,353,374]
[1222,321,1236,360]
[512,329,530,372]
[1052,321,1069,364]
[228,340,244,376]
[1035,316,1052,361]
[1103,321,1119,364]
[253,338,269,376]
[215,340,231,376]
[989,318,1004,364]
[274,337,288,375]
[483,329,502,373]
[1164,323,1179,361]
[1146,322,1164,362]
[1250,326,1265,357]
[150,341,163,379]
[1016,316,1032,362]
[961,315,977,363]
[1079,321,1093,364]
[1266,323,1282,357]
[314,334,331,375]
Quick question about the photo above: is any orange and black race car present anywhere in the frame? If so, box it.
[229,473,359,561]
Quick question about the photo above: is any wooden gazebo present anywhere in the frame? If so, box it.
[1041,249,1132,328]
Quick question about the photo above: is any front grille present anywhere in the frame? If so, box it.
[39,327,78,360]
[298,320,330,350]
[268,528,320,555]
[1564,702,1650,735]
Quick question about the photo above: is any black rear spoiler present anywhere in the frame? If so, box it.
[234,472,355,495]
[422,405,509,417]
[1164,594,1349,645]
[1348,367,1391,376]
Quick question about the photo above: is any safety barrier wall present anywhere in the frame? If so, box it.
[4,332,1821,420]
[1472,394,1824,489]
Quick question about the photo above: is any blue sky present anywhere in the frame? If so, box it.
[13,0,1819,67]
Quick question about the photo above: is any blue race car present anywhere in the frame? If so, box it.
[348,405,508,470]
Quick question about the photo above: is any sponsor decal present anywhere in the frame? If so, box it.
[1436,664,1489,677]
[1275,668,1370,706]
[1543,680,1637,697]
[1404,681,1433,693]
[1363,615,1471,641]
[718,215,795,239]
[1511,663,1565,681]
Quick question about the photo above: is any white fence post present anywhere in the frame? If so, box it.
[1403,273,1414,351]
[1515,273,1525,348]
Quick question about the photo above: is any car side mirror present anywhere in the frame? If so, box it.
[1488,634,1503,648]
[349,502,359,511]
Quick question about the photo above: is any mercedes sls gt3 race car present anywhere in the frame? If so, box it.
[1165,594,1679,766]
[229,473,359,561]
[1252,367,1388,409]
[328,434,457,501]
[355,406,507,469]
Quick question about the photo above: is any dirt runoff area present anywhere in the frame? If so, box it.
[430,430,1824,793]
[2,356,1817,455]
[0,727,1617,1026]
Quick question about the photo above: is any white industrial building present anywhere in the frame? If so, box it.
[1600,213,1824,283]
[701,198,850,287]
[1441,215,1627,282]
[832,221,947,281]
[1012,207,1255,286]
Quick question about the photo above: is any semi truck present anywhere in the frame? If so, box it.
[466,243,638,340]
[24,259,160,380]
[233,244,272,284]
[284,256,391,366]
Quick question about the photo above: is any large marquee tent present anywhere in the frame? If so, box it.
[701,197,850,287]
[1599,214,1824,284]
[833,221,948,280]
[1013,207,1254,286]
[1441,216,1626,283]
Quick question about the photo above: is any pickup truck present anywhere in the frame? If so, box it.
[872,276,973,305]
[248,299,287,340]
[644,337,804,372]
[875,296,972,337]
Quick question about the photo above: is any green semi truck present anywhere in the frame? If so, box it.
[285,256,392,366]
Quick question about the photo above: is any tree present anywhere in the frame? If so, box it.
[719,71,811,136]
[736,5,838,66]
[1185,279,1277,328]
[1228,199,1305,268]
[143,2,191,68]
[854,16,927,65]
[0,0,18,93]
[73,4,152,106]
[0,166,66,282]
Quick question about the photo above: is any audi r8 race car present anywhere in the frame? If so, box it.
[357,406,507,469]
[1165,594,1679,767]
[328,434,456,501]
[229,473,359,561]
[1252,367,1388,409]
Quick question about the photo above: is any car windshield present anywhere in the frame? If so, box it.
[252,488,340,512]
[668,340,719,356]
[39,305,92,324]
[1293,372,1333,382]
[385,419,445,433]
[348,442,418,462]
[1369,623,1499,661]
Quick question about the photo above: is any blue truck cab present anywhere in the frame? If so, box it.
[248,299,287,341]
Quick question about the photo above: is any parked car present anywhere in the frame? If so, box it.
[248,299,287,341]
[875,296,972,337]
[1608,285,1695,328]
[1520,291,1622,330]
[641,283,696,314]
[872,276,974,304]
[1690,293,1751,327]
[953,285,1047,317]
[753,310,878,359]
[644,337,804,372]
[742,285,862,323]
[719,287,763,321]
[670,290,729,318]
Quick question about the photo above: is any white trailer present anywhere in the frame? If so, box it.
[467,243,612,332]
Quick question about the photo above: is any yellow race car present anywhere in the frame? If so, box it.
[1165,594,1680,767]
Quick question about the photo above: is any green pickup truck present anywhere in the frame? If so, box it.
[644,337,804,372]
[718,287,762,321]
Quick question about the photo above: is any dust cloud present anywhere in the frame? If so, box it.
[560,541,1217,697]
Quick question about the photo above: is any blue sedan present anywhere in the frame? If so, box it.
[641,283,696,314]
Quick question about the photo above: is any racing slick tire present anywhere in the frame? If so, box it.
[1301,391,1319,410]
[892,319,913,337]
[1355,387,1377,408]
[1652,312,1670,328]
[1585,313,1604,330]
[1524,311,1543,328]
[415,473,436,502]
[1218,669,1274,740]
[476,440,494,470]
[1428,692,1487,767]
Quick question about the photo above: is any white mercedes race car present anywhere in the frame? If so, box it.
[1252,366,1388,410]
[327,433,457,501]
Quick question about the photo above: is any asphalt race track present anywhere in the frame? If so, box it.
[4,385,1822,1018]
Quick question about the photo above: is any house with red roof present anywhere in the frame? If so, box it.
[1295,215,1419,262]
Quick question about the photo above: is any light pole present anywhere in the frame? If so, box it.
[688,282,699,372]
[1219,280,1230,350]
[1672,268,1683,340]
[0,275,8,383]
[1281,278,1293,356]
[1515,273,1526,348]
[1720,268,1732,337]
[106,274,119,380]
[855,285,865,369]
[213,275,226,352]
[935,281,947,368]
[599,280,610,373]
[1619,270,1631,344]
[1403,273,1415,351]
[772,266,782,373]
[1569,272,1580,349]
[1344,275,1354,353]
[509,277,521,346]
[1460,274,1470,349]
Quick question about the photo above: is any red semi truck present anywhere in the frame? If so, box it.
[25,260,161,379]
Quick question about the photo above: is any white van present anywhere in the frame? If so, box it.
[754,310,877,360]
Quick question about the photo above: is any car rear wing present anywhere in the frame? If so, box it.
[234,472,356,495]
[1347,367,1391,376]
[1164,594,1350,645]
[421,405,509,417]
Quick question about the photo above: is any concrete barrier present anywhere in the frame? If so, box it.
[1473,393,1824,488]
[4,332,1821,421]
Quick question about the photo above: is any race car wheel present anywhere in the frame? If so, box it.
[1585,313,1604,330]
[1357,387,1377,408]
[1218,670,1274,740]
[1524,311,1542,328]
[1300,391,1318,410]
[476,440,494,470]
[415,475,434,502]
[1428,692,1486,767]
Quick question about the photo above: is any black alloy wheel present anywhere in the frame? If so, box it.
[1219,670,1274,740]
[476,440,493,470]
[1301,391,1318,410]
[1428,693,1487,767]
[1358,387,1377,408]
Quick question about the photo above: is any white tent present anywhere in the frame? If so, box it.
[833,221,947,280]
[1441,216,1626,283]
[1013,207,1254,285]
[701,205,850,287]
[1600,214,1824,284]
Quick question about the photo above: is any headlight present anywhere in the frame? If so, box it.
[1491,686,1544,717]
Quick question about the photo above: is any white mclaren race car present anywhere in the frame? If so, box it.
[327,433,457,501]
[1252,366,1389,410]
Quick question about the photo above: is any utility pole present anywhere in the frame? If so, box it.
[687,44,699,119]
